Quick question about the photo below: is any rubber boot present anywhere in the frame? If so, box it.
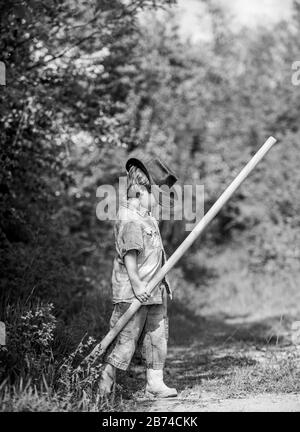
[99,363,116,397]
[145,368,177,398]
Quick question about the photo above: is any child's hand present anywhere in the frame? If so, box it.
[133,281,150,303]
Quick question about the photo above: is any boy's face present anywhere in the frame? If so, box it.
[139,187,156,212]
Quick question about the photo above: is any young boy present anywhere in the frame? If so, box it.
[99,156,178,398]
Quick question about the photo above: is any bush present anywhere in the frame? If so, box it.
[1,303,56,383]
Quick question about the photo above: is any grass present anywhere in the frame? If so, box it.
[197,352,300,399]
[2,238,300,411]
[0,376,131,412]
[1,317,300,411]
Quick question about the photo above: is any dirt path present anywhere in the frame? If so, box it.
[118,310,300,412]
[136,393,300,412]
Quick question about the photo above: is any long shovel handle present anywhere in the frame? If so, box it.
[84,136,277,363]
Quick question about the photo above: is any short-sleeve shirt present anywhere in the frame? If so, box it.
[111,198,171,304]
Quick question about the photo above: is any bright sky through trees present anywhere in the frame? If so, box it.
[177,0,293,41]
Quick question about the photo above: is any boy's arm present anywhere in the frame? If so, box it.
[124,250,150,303]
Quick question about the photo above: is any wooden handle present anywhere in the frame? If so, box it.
[84,136,277,362]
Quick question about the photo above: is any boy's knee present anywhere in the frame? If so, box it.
[106,337,136,370]
[142,324,168,369]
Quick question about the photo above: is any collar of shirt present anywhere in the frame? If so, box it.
[120,198,152,218]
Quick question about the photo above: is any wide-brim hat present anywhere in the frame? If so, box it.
[125,155,178,207]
